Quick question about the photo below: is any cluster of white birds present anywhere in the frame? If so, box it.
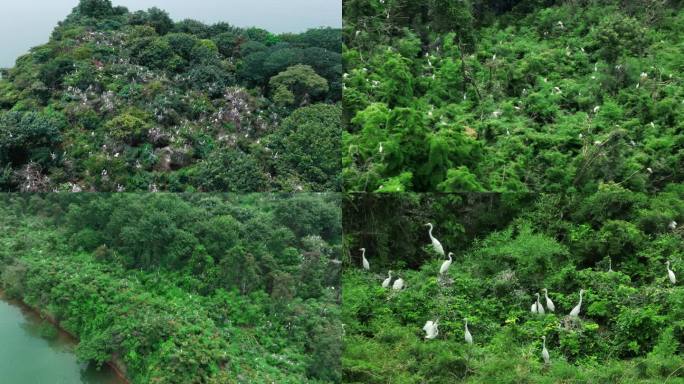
[358,220,680,365]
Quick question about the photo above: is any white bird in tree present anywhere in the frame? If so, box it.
[392,277,405,290]
[569,289,585,317]
[382,270,393,288]
[535,292,545,314]
[669,220,677,230]
[542,336,550,365]
[360,248,370,270]
[425,223,445,256]
[423,320,439,339]
[543,288,555,312]
[608,257,613,272]
[464,318,473,344]
[440,252,453,275]
[666,261,677,285]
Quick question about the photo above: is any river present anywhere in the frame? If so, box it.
[0,294,126,384]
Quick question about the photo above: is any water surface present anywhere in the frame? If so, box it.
[0,294,125,384]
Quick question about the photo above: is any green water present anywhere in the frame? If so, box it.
[0,296,125,384]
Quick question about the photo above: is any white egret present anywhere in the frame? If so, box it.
[542,336,550,365]
[608,257,613,272]
[392,277,405,290]
[464,318,473,344]
[531,301,538,314]
[382,270,393,288]
[666,261,677,284]
[569,289,585,317]
[423,320,439,339]
[593,106,600,114]
[668,220,677,230]
[425,223,445,256]
[440,252,453,275]
[360,248,370,270]
[543,288,555,312]
[536,292,545,314]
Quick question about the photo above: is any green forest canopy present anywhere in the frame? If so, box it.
[0,193,342,383]
[342,186,684,383]
[343,0,683,193]
[0,0,342,192]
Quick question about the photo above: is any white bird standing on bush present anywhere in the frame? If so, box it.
[360,248,369,270]
[543,288,555,312]
[666,261,676,284]
[423,320,439,339]
[464,318,473,344]
[669,220,677,230]
[382,270,393,288]
[569,289,585,317]
[542,336,550,365]
[440,252,453,275]
[425,223,445,256]
[536,292,545,314]
[392,277,405,290]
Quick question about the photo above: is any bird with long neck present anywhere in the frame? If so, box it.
[535,292,545,314]
[666,261,677,284]
[382,270,393,288]
[440,252,453,275]
[425,223,445,256]
[569,289,585,317]
[464,318,473,344]
[360,248,369,270]
[542,336,550,365]
[543,288,555,312]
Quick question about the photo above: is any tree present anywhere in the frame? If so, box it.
[269,65,329,107]
[75,0,113,18]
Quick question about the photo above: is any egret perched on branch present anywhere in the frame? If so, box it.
[392,277,405,290]
[382,271,393,288]
[360,248,369,270]
[668,220,677,230]
[464,318,473,344]
[440,252,453,275]
[666,261,677,284]
[542,336,550,365]
[569,289,585,317]
[423,320,439,339]
[543,288,555,312]
[425,223,445,256]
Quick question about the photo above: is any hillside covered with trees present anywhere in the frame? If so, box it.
[0,0,341,192]
[343,0,683,193]
[0,193,342,383]
[342,187,684,383]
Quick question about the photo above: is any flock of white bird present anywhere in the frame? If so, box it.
[358,221,679,365]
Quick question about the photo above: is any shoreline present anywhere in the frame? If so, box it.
[0,288,131,384]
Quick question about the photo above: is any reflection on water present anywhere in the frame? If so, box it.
[0,295,125,384]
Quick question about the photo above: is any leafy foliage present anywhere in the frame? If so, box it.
[343,0,684,192]
[0,0,341,192]
[0,193,342,383]
[342,186,684,383]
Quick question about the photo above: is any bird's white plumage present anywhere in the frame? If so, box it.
[536,293,545,314]
[667,261,676,284]
[360,248,370,270]
[543,289,555,312]
[464,319,473,344]
[542,336,550,364]
[392,278,405,290]
[382,270,393,288]
[440,253,453,275]
[423,320,439,339]
[569,289,584,317]
[426,223,445,256]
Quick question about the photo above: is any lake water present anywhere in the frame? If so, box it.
[0,294,125,384]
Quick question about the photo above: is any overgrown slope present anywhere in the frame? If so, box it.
[343,0,683,192]
[0,0,342,192]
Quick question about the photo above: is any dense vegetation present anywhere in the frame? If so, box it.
[0,0,341,192]
[342,186,684,383]
[343,0,683,192]
[0,193,342,383]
